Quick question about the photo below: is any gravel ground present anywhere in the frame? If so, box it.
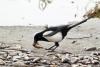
[0,18,100,67]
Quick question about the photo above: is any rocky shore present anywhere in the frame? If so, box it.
[0,42,100,67]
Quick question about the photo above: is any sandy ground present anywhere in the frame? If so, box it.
[0,18,100,57]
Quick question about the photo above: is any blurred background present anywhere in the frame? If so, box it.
[0,0,99,26]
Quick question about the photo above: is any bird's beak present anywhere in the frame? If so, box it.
[33,43,36,47]
[33,43,43,48]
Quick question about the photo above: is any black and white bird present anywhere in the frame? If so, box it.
[33,17,93,51]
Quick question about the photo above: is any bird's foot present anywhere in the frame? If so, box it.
[45,48,52,50]
[47,50,55,52]
[33,45,43,48]
[45,48,55,52]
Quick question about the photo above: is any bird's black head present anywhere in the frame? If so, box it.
[33,32,43,47]
[33,32,46,48]
[34,32,43,42]
[33,32,48,48]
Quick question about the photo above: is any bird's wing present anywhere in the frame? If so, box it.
[43,31,58,37]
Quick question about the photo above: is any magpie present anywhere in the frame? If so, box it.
[33,17,93,51]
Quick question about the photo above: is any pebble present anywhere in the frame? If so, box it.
[91,52,98,56]
[7,55,12,60]
[71,57,79,64]
[92,60,99,64]
[80,59,91,64]
[36,65,51,67]
[61,54,71,64]
[0,52,8,59]
[12,61,26,67]
[40,60,50,64]
[0,42,10,49]
[60,63,71,67]
[33,57,42,63]
[0,59,5,65]
[8,51,19,56]
[0,42,100,66]
[72,64,82,67]
[22,54,30,61]
[10,43,22,50]
[12,55,21,62]
[84,47,97,51]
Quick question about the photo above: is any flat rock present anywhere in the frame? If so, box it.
[0,59,5,65]
[9,43,22,50]
[0,42,10,49]
[61,54,71,64]
[12,55,21,62]
[71,57,79,64]
[33,57,42,63]
[84,47,97,51]
[12,61,26,67]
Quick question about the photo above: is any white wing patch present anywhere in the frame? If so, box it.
[43,32,63,42]
[43,31,53,36]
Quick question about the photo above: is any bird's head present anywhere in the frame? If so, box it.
[33,32,43,48]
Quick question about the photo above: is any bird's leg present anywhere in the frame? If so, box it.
[46,42,59,52]
[50,42,59,51]
[45,45,55,50]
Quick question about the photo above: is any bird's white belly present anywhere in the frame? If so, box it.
[44,32,63,42]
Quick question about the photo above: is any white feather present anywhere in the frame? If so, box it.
[43,32,63,42]
[43,31,53,36]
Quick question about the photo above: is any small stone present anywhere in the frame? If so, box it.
[35,65,50,67]
[71,57,79,64]
[0,52,8,59]
[93,56,99,60]
[0,59,5,65]
[7,55,12,59]
[52,55,58,60]
[0,42,10,49]
[22,54,30,61]
[24,61,31,65]
[0,56,4,59]
[72,64,82,67]
[12,61,26,67]
[8,51,19,56]
[56,53,62,59]
[10,43,22,50]
[78,56,84,60]
[72,40,77,44]
[13,55,21,62]
[50,64,58,67]
[60,63,71,67]
[92,60,99,64]
[40,60,49,64]
[80,59,91,64]
[84,47,97,51]
[33,57,41,63]
[72,64,92,67]
[95,37,98,39]
[84,56,90,59]
[98,52,100,55]
[91,52,98,56]
[61,54,71,64]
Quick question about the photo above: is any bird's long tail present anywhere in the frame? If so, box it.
[68,16,93,29]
